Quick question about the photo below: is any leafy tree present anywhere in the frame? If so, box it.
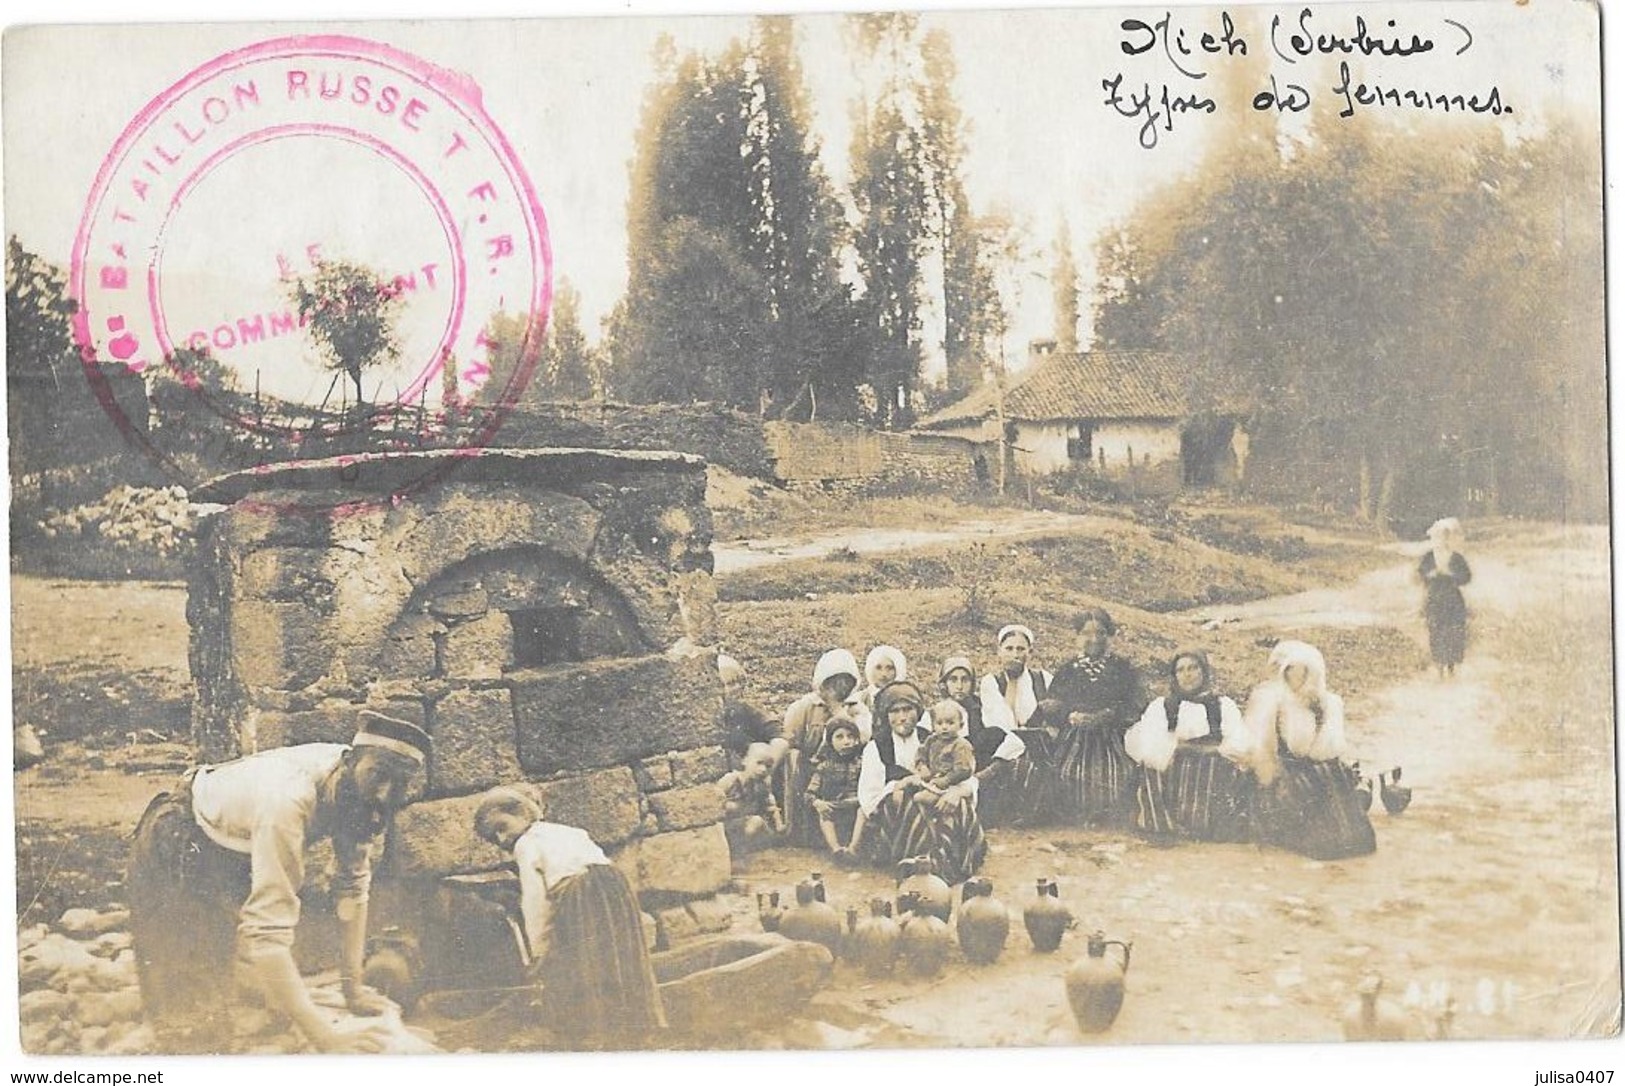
[541,281,598,400]
[285,258,404,411]
[1093,109,1605,524]
[848,14,930,428]
[6,236,77,385]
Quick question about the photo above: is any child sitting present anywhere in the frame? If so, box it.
[804,718,866,862]
[720,741,786,854]
[472,790,666,1046]
[918,700,978,812]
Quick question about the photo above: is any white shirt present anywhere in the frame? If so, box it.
[978,667,1053,729]
[1123,696,1249,773]
[188,743,374,956]
[856,729,980,815]
[512,822,610,963]
[1242,681,1347,785]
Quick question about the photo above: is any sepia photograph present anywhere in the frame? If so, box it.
[1,0,1616,1078]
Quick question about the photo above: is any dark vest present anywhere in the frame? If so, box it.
[873,725,931,782]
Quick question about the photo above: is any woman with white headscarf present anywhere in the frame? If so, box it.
[859,645,909,713]
[1241,640,1375,860]
[1419,517,1472,679]
[778,649,873,846]
[977,623,1054,823]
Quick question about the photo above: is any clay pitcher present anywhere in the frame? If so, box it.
[1065,931,1133,1033]
[896,857,953,922]
[841,906,862,963]
[896,892,952,977]
[780,876,843,956]
[852,898,901,978]
[1022,878,1073,953]
[956,877,1010,966]
[757,890,785,934]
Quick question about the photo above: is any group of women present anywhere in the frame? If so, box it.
[764,613,1379,884]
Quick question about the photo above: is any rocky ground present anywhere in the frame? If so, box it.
[8,500,1620,1062]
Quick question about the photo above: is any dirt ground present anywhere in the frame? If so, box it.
[9,505,1619,1051]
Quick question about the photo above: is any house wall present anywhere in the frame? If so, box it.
[1013,419,1183,484]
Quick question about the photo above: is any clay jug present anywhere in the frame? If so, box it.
[756,891,785,934]
[851,898,901,977]
[896,892,952,977]
[780,877,843,956]
[1065,931,1133,1033]
[956,877,1010,965]
[1022,878,1073,953]
[896,857,953,922]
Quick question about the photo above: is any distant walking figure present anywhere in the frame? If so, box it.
[1419,517,1472,678]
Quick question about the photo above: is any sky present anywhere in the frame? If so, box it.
[0,0,1602,404]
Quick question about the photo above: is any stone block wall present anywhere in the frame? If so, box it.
[763,421,986,495]
[188,448,734,902]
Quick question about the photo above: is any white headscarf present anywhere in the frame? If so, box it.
[864,645,908,686]
[812,649,861,689]
[996,624,1035,649]
[1426,517,1464,545]
[1268,640,1328,700]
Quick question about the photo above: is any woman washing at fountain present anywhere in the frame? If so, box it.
[473,790,666,1047]
[1240,640,1376,861]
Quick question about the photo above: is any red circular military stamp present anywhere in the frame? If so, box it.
[70,34,551,508]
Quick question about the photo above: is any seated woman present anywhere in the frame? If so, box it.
[939,655,1028,827]
[855,680,987,884]
[1123,649,1253,842]
[778,649,872,846]
[1047,608,1142,827]
[859,645,909,714]
[977,623,1054,820]
[1241,640,1376,861]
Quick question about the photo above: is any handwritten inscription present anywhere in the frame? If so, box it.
[1102,6,1510,149]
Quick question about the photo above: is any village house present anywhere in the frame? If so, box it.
[916,343,1248,490]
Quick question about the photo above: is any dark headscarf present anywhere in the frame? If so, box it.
[1165,649,1220,732]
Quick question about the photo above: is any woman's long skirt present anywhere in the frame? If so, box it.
[1252,756,1376,861]
[858,791,987,884]
[774,751,822,848]
[537,864,667,1046]
[1135,745,1253,842]
[1425,588,1468,668]
[975,755,1043,828]
[1054,725,1139,827]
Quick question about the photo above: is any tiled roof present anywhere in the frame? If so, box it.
[919,350,1195,427]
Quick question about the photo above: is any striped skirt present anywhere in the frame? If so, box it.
[975,755,1043,828]
[1054,725,1140,828]
[858,790,987,884]
[537,864,668,1045]
[1135,745,1254,842]
[1252,757,1377,861]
